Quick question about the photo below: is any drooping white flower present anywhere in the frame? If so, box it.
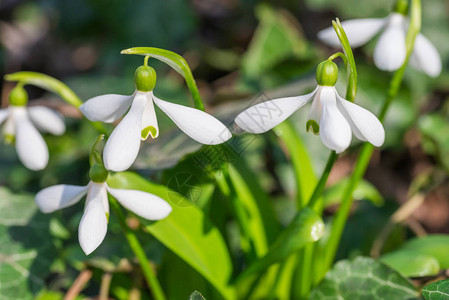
[35,170,172,255]
[0,86,65,170]
[318,13,442,77]
[80,65,232,172]
[235,61,385,153]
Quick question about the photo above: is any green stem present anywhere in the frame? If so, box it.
[109,198,166,300]
[321,0,422,277]
[307,151,339,209]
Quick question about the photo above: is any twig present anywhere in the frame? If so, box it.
[64,269,93,300]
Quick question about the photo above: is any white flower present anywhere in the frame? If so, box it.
[318,13,442,77]
[0,105,65,170]
[80,91,232,172]
[35,180,172,255]
[235,85,385,153]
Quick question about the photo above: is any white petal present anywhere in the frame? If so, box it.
[153,95,232,145]
[78,182,108,255]
[318,18,386,48]
[27,106,65,135]
[80,94,133,123]
[0,108,9,125]
[307,86,323,123]
[410,33,442,77]
[319,87,352,153]
[35,184,87,213]
[14,108,49,170]
[141,93,159,140]
[373,15,407,71]
[103,92,147,172]
[336,91,385,147]
[235,87,318,134]
[107,186,172,220]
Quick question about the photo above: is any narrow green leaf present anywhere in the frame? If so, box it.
[5,71,83,108]
[380,251,440,277]
[422,279,449,300]
[121,47,204,111]
[323,178,384,208]
[273,120,316,208]
[310,257,418,300]
[235,207,324,283]
[107,172,235,299]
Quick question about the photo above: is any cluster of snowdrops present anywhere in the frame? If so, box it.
[0,0,441,264]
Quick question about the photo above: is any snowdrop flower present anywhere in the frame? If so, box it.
[35,163,172,255]
[235,60,385,153]
[0,85,65,170]
[80,65,232,172]
[318,8,442,77]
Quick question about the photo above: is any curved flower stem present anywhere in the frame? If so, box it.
[109,197,166,300]
[293,18,358,298]
[321,0,422,279]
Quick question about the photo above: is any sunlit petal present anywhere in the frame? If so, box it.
[153,95,232,145]
[78,182,108,255]
[319,87,352,153]
[14,108,49,170]
[235,87,318,134]
[318,18,386,48]
[103,92,147,172]
[373,14,407,71]
[410,33,442,77]
[35,184,87,213]
[28,106,65,135]
[336,91,385,147]
[141,92,159,140]
[107,186,172,220]
[80,94,133,123]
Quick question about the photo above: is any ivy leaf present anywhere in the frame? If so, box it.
[422,279,449,300]
[310,257,418,300]
[0,187,57,300]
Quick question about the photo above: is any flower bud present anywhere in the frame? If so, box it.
[89,163,109,183]
[9,85,28,106]
[316,60,338,86]
[134,65,157,92]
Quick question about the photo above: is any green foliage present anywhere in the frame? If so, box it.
[418,113,449,172]
[422,279,449,300]
[310,257,418,300]
[0,188,58,300]
[107,172,235,299]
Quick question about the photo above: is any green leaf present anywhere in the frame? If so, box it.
[422,279,449,300]
[0,187,58,300]
[274,120,316,207]
[395,235,449,269]
[380,251,440,277]
[107,172,235,299]
[120,47,204,111]
[323,177,384,208]
[241,4,309,78]
[5,71,83,108]
[235,207,324,283]
[310,257,418,300]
